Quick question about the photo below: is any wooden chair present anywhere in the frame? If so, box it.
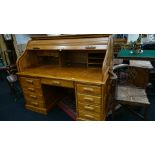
[110,64,150,120]
[0,65,10,80]
[6,65,22,101]
[1,64,21,101]
[129,60,153,88]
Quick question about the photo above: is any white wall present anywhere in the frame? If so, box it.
[127,34,139,42]
[15,34,31,44]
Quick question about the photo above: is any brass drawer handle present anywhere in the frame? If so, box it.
[52,80,60,85]
[30,95,37,99]
[33,47,40,50]
[84,106,95,111]
[84,97,94,102]
[84,114,94,119]
[83,87,94,92]
[31,101,38,106]
[27,88,35,92]
[26,79,33,83]
[85,46,96,49]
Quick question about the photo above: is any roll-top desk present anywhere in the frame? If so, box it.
[17,34,113,121]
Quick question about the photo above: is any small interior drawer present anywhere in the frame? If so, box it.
[41,78,74,88]
[77,93,101,106]
[76,83,101,96]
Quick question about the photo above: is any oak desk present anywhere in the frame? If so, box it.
[17,35,113,121]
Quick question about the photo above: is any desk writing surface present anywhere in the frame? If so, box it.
[118,49,155,59]
[17,65,103,84]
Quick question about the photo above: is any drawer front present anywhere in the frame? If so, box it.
[22,87,43,96]
[24,93,43,101]
[78,110,101,121]
[76,83,101,96]
[20,77,41,88]
[24,94,44,107]
[77,94,101,106]
[25,99,43,107]
[41,78,74,88]
[78,102,101,113]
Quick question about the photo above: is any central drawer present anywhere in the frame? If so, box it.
[41,78,74,88]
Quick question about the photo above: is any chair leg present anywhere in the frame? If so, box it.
[11,84,19,102]
[6,80,19,102]
[144,105,149,121]
[112,102,116,120]
[0,72,3,80]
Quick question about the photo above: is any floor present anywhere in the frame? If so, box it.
[0,71,155,121]
[0,77,72,121]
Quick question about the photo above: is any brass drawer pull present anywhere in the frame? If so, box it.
[52,80,60,85]
[33,47,40,50]
[85,46,96,49]
[30,95,37,99]
[26,79,33,83]
[28,88,35,92]
[84,114,94,119]
[84,106,95,111]
[31,101,38,106]
[83,87,94,92]
[84,97,94,102]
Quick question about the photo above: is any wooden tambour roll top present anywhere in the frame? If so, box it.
[17,34,113,82]
[16,34,113,120]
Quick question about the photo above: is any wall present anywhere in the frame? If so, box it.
[15,34,31,44]
[14,34,31,57]
[127,34,139,42]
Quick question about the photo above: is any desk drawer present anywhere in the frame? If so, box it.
[22,87,43,96]
[24,94,44,107]
[78,110,101,121]
[41,78,74,88]
[77,94,101,106]
[25,99,44,107]
[20,77,41,88]
[76,83,101,96]
[78,102,101,113]
[24,93,43,101]
[23,90,43,98]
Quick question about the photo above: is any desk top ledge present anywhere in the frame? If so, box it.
[17,65,106,85]
[31,34,111,40]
